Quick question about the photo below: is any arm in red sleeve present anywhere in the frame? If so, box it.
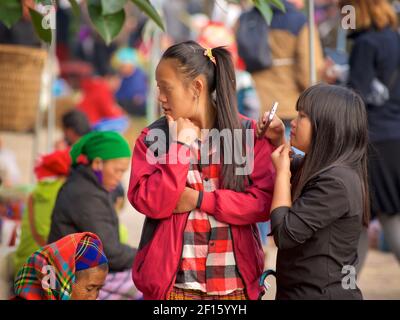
[128,131,190,219]
[200,135,275,226]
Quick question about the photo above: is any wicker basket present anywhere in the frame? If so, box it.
[0,45,47,132]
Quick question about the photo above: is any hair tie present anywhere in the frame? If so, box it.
[203,48,216,65]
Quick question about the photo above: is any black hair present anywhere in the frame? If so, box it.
[293,84,370,226]
[62,110,91,137]
[161,41,246,191]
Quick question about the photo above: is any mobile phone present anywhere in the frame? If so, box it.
[259,102,279,138]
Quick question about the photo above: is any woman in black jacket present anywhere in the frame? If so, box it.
[340,0,400,264]
[48,131,140,300]
[269,84,369,299]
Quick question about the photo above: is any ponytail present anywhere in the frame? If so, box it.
[212,47,246,191]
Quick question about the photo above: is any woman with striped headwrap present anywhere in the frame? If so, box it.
[14,232,108,300]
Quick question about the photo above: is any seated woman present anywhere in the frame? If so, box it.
[13,149,129,275]
[48,131,141,300]
[13,149,71,274]
[14,232,108,300]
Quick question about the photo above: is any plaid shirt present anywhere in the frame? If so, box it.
[174,139,245,295]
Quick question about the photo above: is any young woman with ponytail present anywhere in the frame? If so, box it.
[128,41,278,300]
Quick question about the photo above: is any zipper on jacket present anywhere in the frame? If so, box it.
[230,227,250,299]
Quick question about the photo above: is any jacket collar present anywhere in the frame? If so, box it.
[348,25,392,39]
[73,164,108,193]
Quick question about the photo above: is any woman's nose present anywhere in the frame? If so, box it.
[290,119,296,129]
[158,93,167,104]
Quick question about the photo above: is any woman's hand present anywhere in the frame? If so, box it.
[166,115,200,146]
[173,187,199,213]
[270,144,293,211]
[271,143,292,176]
[256,112,286,147]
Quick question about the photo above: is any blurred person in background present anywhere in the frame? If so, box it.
[0,137,21,188]
[197,21,261,120]
[0,0,40,47]
[77,68,129,133]
[315,0,342,50]
[340,0,400,264]
[13,145,129,277]
[48,131,140,299]
[13,150,71,274]
[112,47,148,117]
[239,0,325,126]
[60,109,91,148]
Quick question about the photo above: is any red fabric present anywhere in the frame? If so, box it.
[77,78,124,125]
[34,149,88,180]
[128,117,275,300]
[34,149,71,180]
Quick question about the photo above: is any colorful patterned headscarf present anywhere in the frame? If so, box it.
[14,232,108,300]
[75,236,108,272]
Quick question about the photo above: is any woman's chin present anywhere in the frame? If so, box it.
[290,137,296,148]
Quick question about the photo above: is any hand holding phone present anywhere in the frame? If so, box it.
[257,102,279,139]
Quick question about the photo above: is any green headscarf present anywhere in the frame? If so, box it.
[70,131,131,165]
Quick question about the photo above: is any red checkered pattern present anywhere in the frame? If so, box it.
[174,140,244,295]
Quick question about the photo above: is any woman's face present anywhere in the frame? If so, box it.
[92,158,130,192]
[290,111,312,153]
[71,265,108,300]
[156,59,197,120]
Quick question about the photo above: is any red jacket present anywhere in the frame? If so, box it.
[128,116,275,300]
[78,78,124,125]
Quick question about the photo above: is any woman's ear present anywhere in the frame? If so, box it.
[192,76,205,99]
[91,158,103,171]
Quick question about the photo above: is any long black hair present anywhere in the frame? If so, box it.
[161,41,246,192]
[292,84,370,226]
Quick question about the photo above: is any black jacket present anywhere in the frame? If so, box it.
[48,165,136,272]
[348,26,400,143]
[271,161,364,300]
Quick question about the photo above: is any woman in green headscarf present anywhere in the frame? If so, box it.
[48,131,141,300]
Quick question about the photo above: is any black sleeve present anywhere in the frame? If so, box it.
[270,175,349,250]
[72,195,136,271]
[348,38,377,99]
